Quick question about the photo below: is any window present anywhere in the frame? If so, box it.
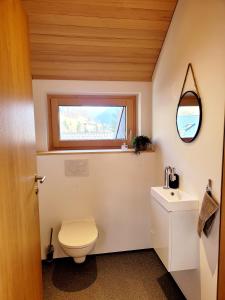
[48,95,136,150]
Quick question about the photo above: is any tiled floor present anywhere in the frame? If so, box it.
[42,250,186,300]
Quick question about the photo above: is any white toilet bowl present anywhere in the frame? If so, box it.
[58,218,98,263]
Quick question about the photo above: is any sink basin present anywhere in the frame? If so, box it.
[151,187,199,211]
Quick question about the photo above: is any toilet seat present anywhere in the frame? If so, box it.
[58,218,98,249]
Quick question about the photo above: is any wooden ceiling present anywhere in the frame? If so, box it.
[22,0,177,81]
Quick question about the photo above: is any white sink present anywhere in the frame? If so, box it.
[151,186,199,211]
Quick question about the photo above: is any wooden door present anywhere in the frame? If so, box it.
[0,1,43,299]
[218,131,225,300]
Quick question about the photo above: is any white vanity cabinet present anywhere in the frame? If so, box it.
[150,187,199,272]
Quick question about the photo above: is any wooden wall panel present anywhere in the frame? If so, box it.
[22,0,177,81]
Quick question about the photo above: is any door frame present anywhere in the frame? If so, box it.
[217,127,225,300]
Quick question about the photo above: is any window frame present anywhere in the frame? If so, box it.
[47,94,137,150]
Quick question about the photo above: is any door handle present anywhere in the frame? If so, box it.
[35,175,46,184]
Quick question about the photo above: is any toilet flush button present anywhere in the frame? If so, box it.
[64,159,89,177]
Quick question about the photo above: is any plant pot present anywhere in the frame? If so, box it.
[134,144,149,154]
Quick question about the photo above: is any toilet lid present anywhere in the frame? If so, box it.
[58,219,98,248]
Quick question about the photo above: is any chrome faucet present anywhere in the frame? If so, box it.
[163,166,176,189]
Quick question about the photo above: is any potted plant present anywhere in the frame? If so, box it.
[132,135,151,154]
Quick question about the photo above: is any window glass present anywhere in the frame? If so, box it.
[59,106,126,141]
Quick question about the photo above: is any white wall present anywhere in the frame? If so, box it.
[152,1,225,299]
[32,80,152,151]
[32,80,155,259]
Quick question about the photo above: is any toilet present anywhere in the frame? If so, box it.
[58,218,98,263]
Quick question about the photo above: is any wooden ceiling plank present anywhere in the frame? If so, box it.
[22,0,177,11]
[32,75,152,82]
[23,1,173,21]
[30,34,163,49]
[32,61,154,72]
[29,14,170,31]
[29,24,166,41]
[30,43,160,58]
[32,70,153,82]
[31,54,157,64]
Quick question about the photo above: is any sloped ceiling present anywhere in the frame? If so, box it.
[22,0,177,81]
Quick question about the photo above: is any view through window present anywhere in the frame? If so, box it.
[59,106,126,141]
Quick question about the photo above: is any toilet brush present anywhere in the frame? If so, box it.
[46,228,54,263]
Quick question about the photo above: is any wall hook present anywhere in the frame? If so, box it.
[206,179,212,194]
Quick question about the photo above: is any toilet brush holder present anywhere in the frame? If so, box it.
[46,228,54,263]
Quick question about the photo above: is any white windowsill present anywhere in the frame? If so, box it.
[36,147,155,156]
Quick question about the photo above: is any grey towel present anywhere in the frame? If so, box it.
[197,191,219,237]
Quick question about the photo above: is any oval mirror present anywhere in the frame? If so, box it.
[176,91,202,143]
